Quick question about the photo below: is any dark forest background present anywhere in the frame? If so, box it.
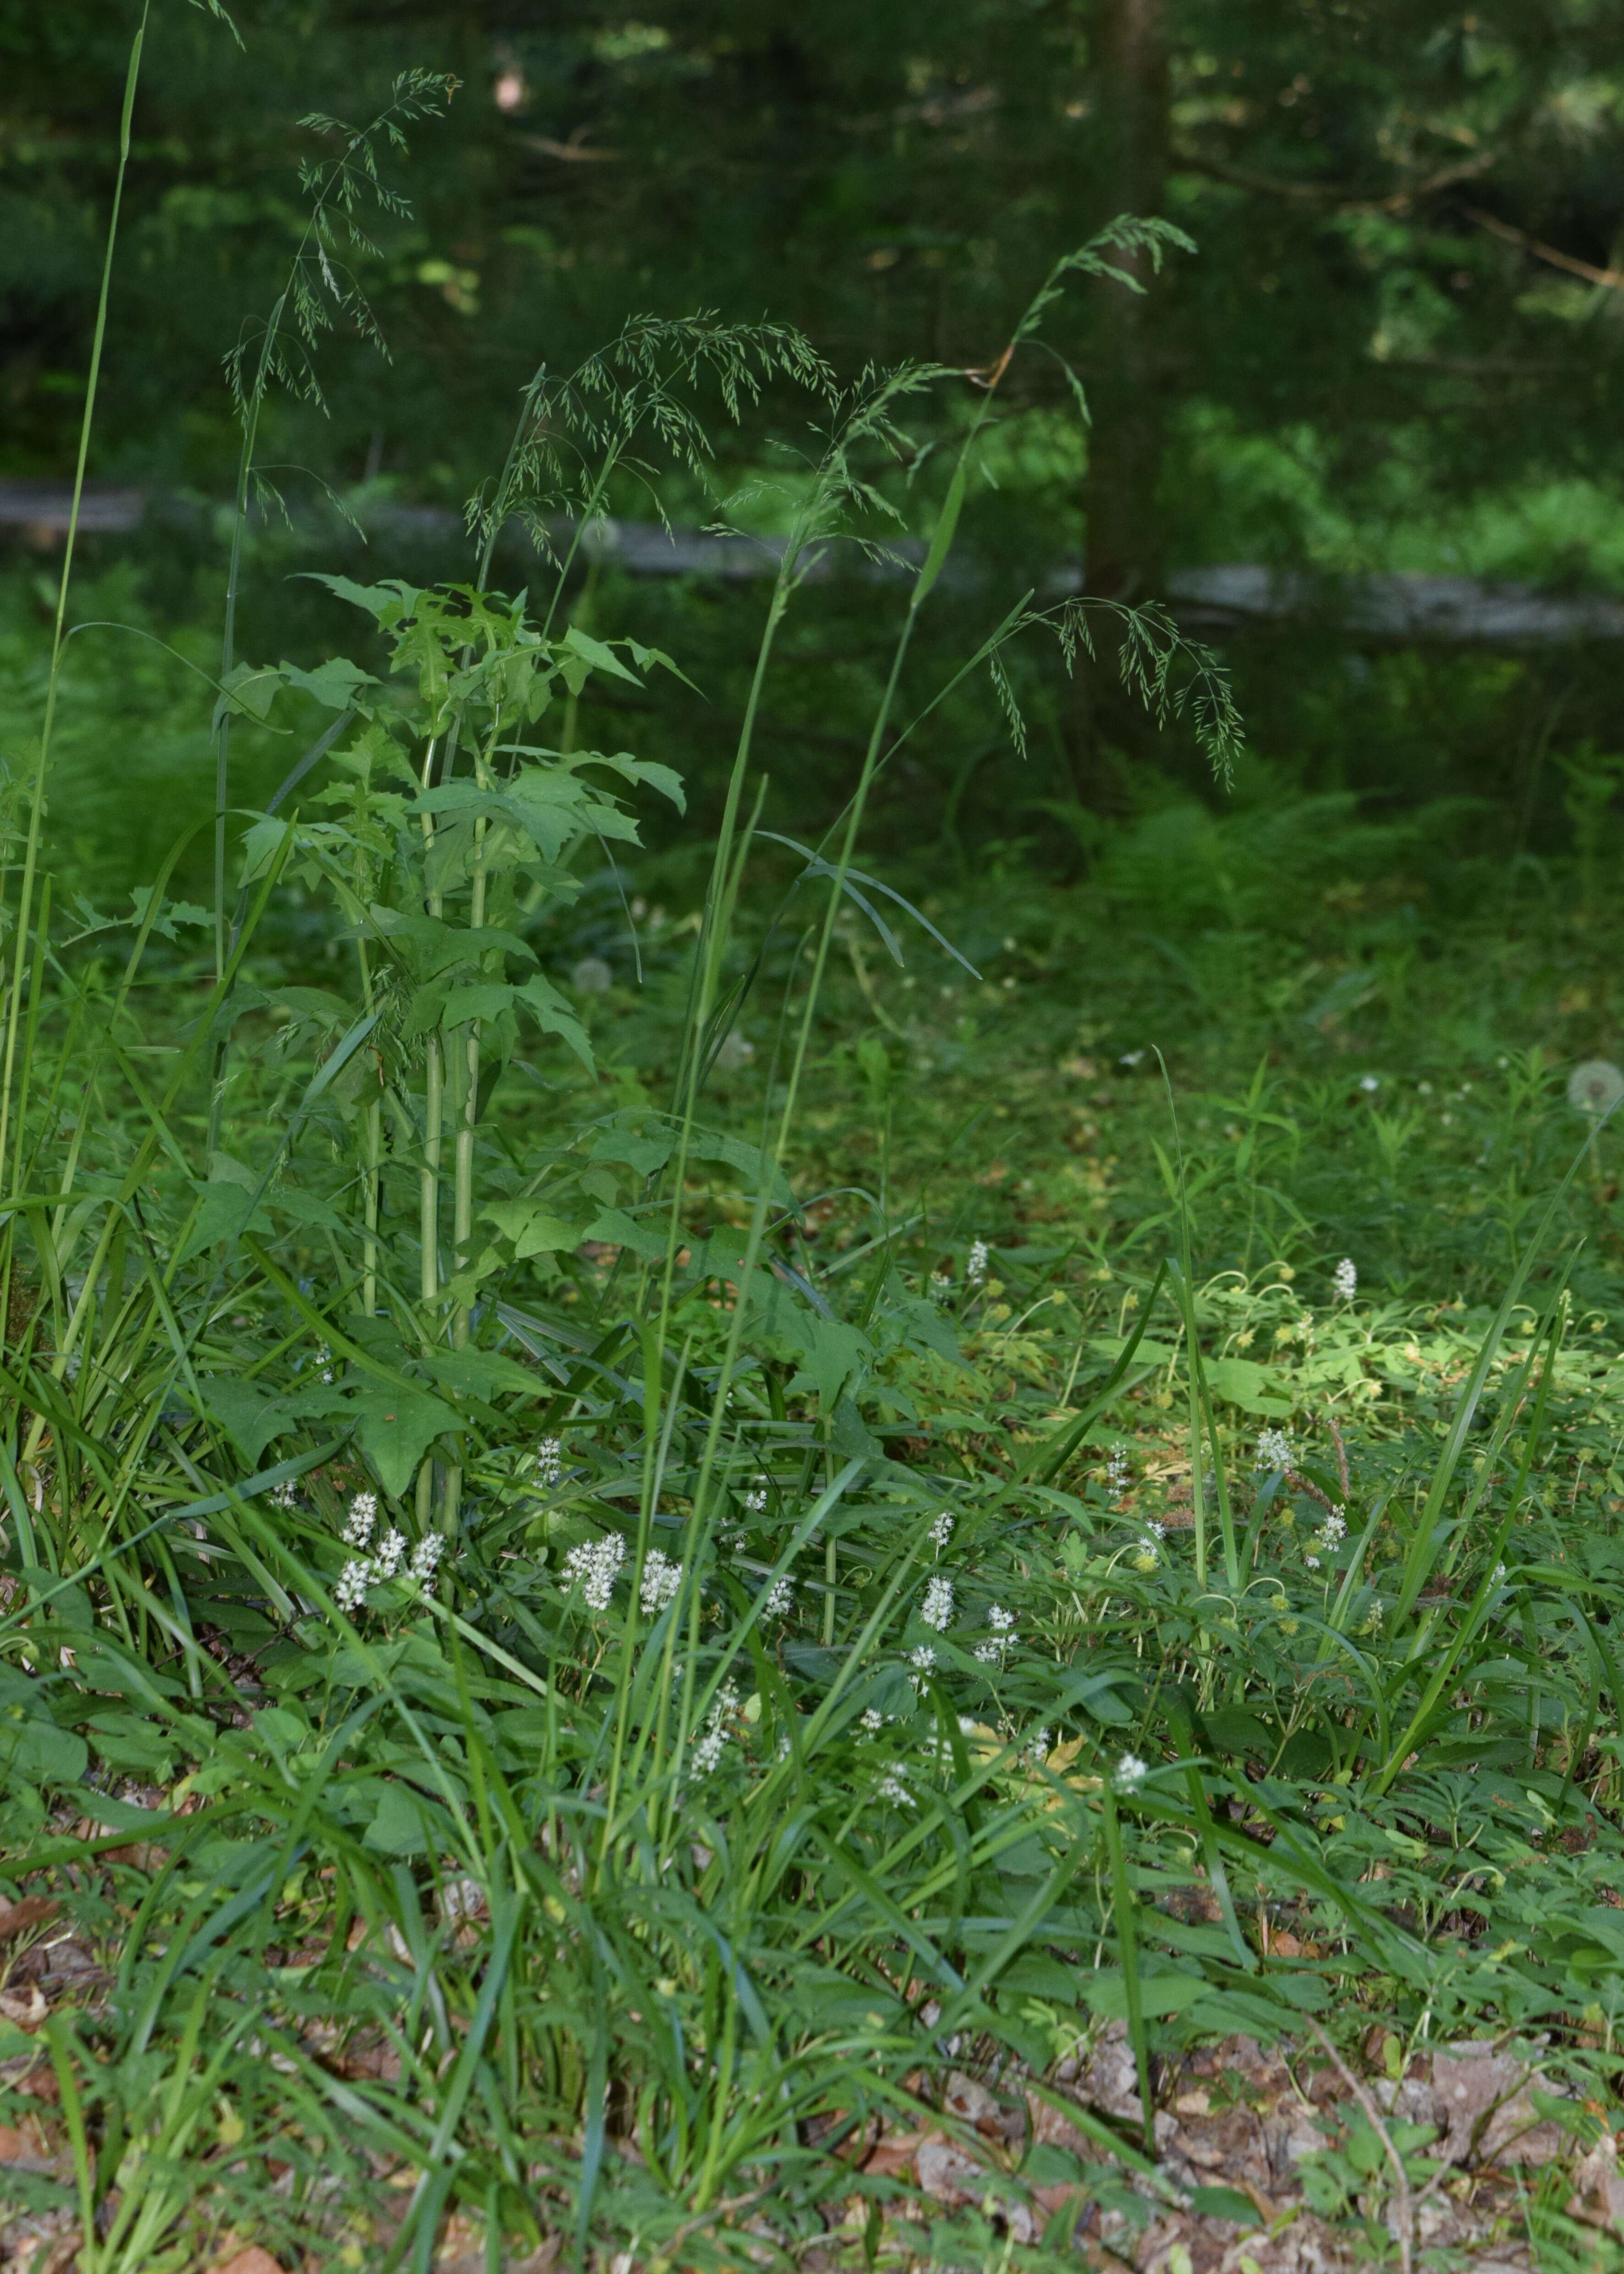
[7,1,1624,872]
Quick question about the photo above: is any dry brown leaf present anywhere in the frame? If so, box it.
[0,1897,60,1945]
[0,2114,57,2171]
[0,1983,48,2027]
[914,2134,987,2206]
[210,2248,288,2274]
[860,2125,934,2179]
[1568,2132,1624,2236]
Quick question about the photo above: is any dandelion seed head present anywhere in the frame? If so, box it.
[570,954,613,995]
[1569,1059,1624,1118]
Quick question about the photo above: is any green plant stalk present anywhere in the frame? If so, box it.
[1100,1783,1155,2156]
[0,3,149,1186]
[416,734,444,1526]
[442,706,504,1533]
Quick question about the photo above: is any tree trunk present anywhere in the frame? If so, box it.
[1085,0,1170,602]
[1061,0,1171,821]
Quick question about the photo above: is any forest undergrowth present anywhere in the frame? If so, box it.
[6,26,1624,2274]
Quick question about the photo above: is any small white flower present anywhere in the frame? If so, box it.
[344,1491,378,1550]
[563,1531,625,1612]
[929,1510,954,1551]
[335,1558,371,1615]
[372,1529,406,1581]
[270,1478,298,1512]
[1255,1427,1293,1474]
[967,1238,990,1286]
[859,1708,884,1736]
[930,1271,951,1296]
[1023,1727,1051,1767]
[1305,1553,1321,1570]
[1318,1509,1347,1548]
[1115,1753,1148,1793]
[410,1533,447,1590]
[987,1604,1016,1633]
[1492,1561,1507,1585]
[877,1769,915,1807]
[314,1341,335,1385]
[763,1573,794,1618]
[920,1575,954,1632]
[742,1476,769,1515]
[1105,1447,1131,1500]
[1145,1518,1165,1539]
[908,1643,936,1676]
[691,1721,729,1776]
[713,1028,755,1070]
[1333,1257,1357,1302]
[1357,1074,1380,1093]
[689,1681,740,1780]
[534,1437,563,1490]
[640,1548,683,1617]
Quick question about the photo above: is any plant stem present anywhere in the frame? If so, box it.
[0,3,149,1183]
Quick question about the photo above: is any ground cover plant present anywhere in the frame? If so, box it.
[8,18,1624,2274]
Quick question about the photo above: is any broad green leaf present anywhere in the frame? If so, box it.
[582,1206,667,1262]
[364,1782,436,1856]
[441,983,517,1027]
[1085,1968,1206,2020]
[561,624,645,685]
[1203,1357,1289,1416]
[480,1199,582,1258]
[279,656,379,710]
[514,976,595,1070]
[351,1388,461,1498]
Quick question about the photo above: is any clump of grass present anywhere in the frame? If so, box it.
[2,23,1624,2274]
